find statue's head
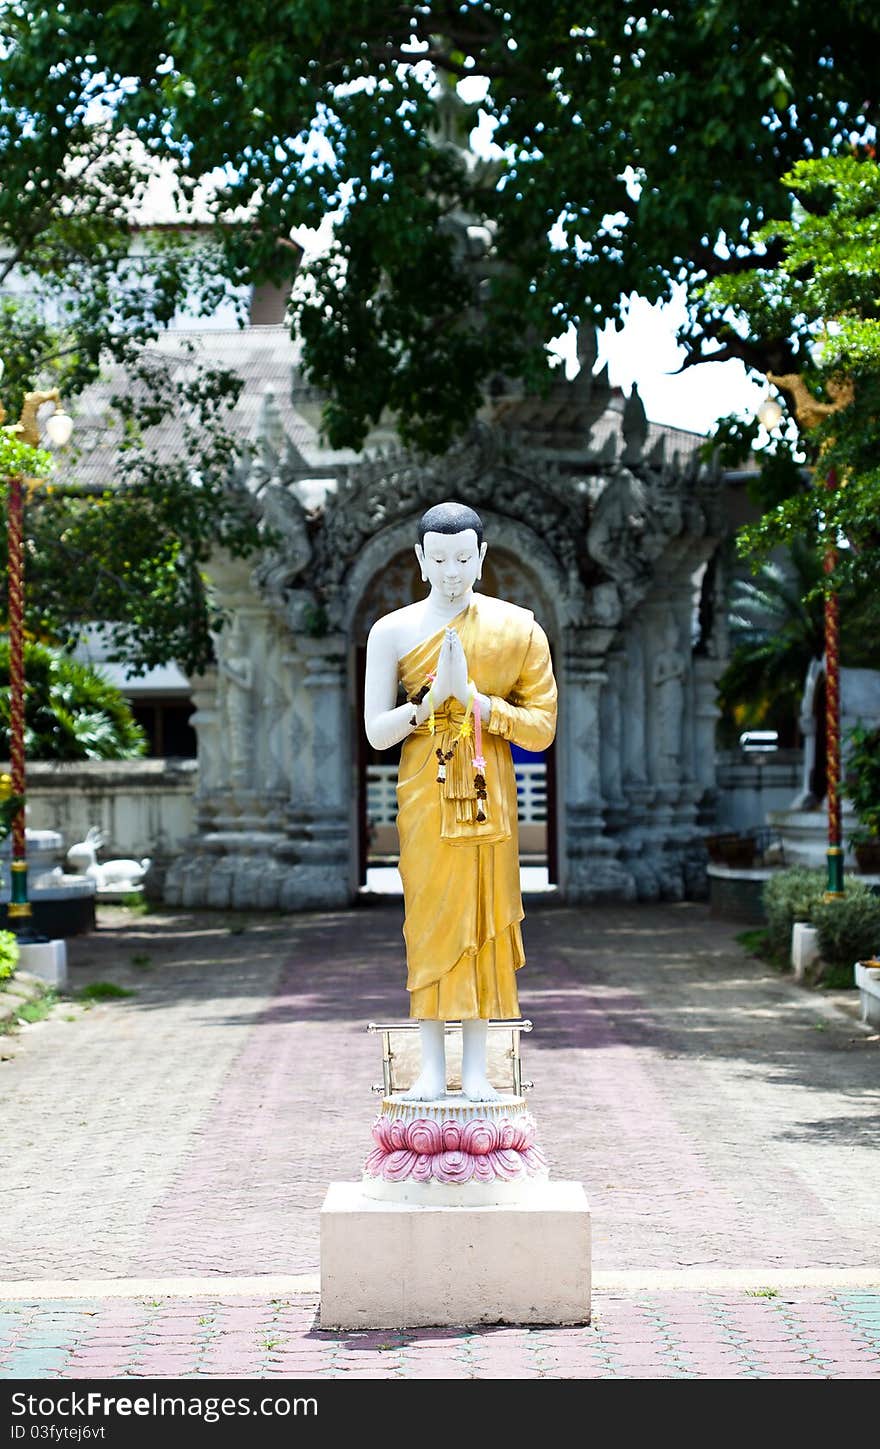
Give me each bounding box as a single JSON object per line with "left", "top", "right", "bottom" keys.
{"left": 415, "top": 501, "right": 487, "bottom": 606}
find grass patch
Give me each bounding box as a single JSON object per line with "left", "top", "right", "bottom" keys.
{"left": 76, "top": 981, "right": 137, "bottom": 1001}
{"left": 130, "top": 953, "right": 153, "bottom": 970}
{"left": 736, "top": 928, "right": 768, "bottom": 955}
{"left": 745, "top": 1287, "right": 779, "bottom": 1299}
{"left": 2, "top": 988, "right": 59, "bottom": 1031}
{"left": 817, "top": 964, "right": 859, "bottom": 990}
{"left": 735, "top": 927, "right": 788, "bottom": 972}
{"left": 120, "top": 892, "right": 151, "bottom": 914}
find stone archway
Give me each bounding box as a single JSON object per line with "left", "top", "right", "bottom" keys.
{"left": 348, "top": 530, "right": 561, "bottom": 893}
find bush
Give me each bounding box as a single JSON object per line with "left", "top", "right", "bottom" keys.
{"left": 0, "top": 930, "right": 18, "bottom": 980}
{"left": 762, "top": 867, "right": 827, "bottom": 958}
{"left": 0, "top": 640, "right": 147, "bottom": 760}
{"left": 813, "top": 881, "right": 880, "bottom": 976}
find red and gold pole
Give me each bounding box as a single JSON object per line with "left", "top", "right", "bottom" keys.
{"left": 824, "top": 466, "right": 844, "bottom": 899}
{"left": 768, "top": 372, "right": 852, "bottom": 900}
{"left": 5, "top": 468, "right": 32, "bottom": 928}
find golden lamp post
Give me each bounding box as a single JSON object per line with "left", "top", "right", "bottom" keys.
{"left": 764, "top": 371, "right": 854, "bottom": 902}
{"left": 0, "top": 362, "right": 73, "bottom": 937}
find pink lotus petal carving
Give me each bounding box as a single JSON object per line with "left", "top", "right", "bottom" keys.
{"left": 460, "top": 1120, "right": 499, "bottom": 1156}
{"left": 364, "top": 1146, "right": 386, "bottom": 1177}
{"left": 440, "top": 1121, "right": 461, "bottom": 1151}
{"left": 488, "top": 1148, "right": 526, "bottom": 1180}
{"left": 383, "top": 1149, "right": 419, "bottom": 1181}
{"left": 471, "top": 1155, "right": 496, "bottom": 1183}
{"left": 364, "top": 1111, "right": 547, "bottom": 1185}
{"left": 388, "top": 1119, "right": 409, "bottom": 1152}
{"left": 371, "top": 1117, "right": 393, "bottom": 1151}
{"left": 406, "top": 1118, "right": 443, "bottom": 1156}
{"left": 499, "top": 1120, "right": 533, "bottom": 1151}
{"left": 432, "top": 1149, "right": 475, "bottom": 1184}
{"left": 411, "top": 1153, "right": 434, "bottom": 1182}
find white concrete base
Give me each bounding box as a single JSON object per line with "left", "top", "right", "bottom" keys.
{"left": 360, "top": 1174, "right": 549, "bottom": 1207}
{"left": 854, "top": 961, "right": 880, "bottom": 1027}
{"left": 15, "top": 939, "right": 68, "bottom": 989}
{"left": 320, "top": 1179, "right": 591, "bottom": 1328}
{"left": 791, "top": 921, "right": 821, "bottom": 980}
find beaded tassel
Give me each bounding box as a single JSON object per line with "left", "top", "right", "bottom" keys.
{"left": 435, "top": 744, "right": 455, "bottom": 783}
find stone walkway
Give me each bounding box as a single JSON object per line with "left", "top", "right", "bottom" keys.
{"left": 1, "top": 899, "right": 878, "bottom": 1379}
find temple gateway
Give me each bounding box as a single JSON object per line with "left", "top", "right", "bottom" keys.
{"left": 153, "top": 321, "right": 727, "bottom": 911}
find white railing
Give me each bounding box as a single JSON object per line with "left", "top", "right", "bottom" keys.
{"left": 367, "top": 762, "right": 547, "bottom": 826}
{"left": 515, "top": 763, "right": 547, "bottom": 823}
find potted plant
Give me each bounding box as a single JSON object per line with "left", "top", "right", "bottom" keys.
{"left": 842, "top": 723, "right": 880, "bottom": 873}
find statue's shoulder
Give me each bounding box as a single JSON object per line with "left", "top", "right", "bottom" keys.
{"left": 368, "top": 605, "right": 411, "bottom": 636}
{"left": 367, "top": 603, "right": 421, "bottom": 652}
{"left": 476, "top": 593, "right": 535, "bottom": 635}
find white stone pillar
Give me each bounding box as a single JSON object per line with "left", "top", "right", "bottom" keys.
{"left": 188, "top": 668, "right": 222, "bottom": 813}
{"left": 278, "top": 634, "right": 353, "bottom": 909}
{"left": 619, "top": 624, "right": 661, "bottom": 900}
{"left": 560, "top": 628, "right": 635, "bottom": 902}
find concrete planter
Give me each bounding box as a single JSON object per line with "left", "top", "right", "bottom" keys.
{"left": 854, "top": 961, "right": 880, "bottom": 1027}
{"left": 791, "top": 922, "right": 821, "bottom": 981}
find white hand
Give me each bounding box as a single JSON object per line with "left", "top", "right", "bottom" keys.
{"left": 430, "top": 633, "right": 454, "bottom": 704}
{"left": 447, "top": 630, "right": 470, "bottom": 704}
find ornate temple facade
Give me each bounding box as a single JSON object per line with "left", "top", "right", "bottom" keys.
{"left": 159, "top": 326, "right": 729, "bottom": 910}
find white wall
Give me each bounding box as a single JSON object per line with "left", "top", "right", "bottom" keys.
{"left": 10, "top": 759, "right": 197, "bottom": 861}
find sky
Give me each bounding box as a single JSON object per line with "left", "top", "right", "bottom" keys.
{"left": 556, "top": 295, "right": 765, "bottom": 436}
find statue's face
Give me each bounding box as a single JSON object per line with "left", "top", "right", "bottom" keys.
{"left": 416, "top": 528, "right": 487, "bottom": 605}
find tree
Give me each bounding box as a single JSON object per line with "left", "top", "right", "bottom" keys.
{"left": 0, "top": 345, "right": 264, "bottom": 675}
{"left": 0, "top": 8, "right": 264, "bottom": 675}
{"left": 701, "top": 153, "right": 880, "bottom": 600}
{"left": 3, "top": 2, "right": 879, "bottom": 455}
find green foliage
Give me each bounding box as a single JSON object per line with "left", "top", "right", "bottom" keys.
{"left": 13, "top": 988, "right": 57, "bottom": 1025}
{"left": 4, "top": 3, "right": 880, "bottom": 452}
{"left": 0, "top": 348, "right": 263, "bottom": 675}
{"left": 701, "top": 153, "right": 880, "bottom": 599}
{"left": 716, "top": 538, "right": 880, "bottom": 746}
{"left": 0, "top": 930, "right": 18, "bottom": 981}
{"left": 762, "top": 867, "right": 828, "bottom": 959}
{"left": 0, "top": 430, "right": 52, "bottom": 482}
{"left": 76, "top": 981, "right": 137, "bottom": 1000}
{"left": 842, "top": 724, "right": 880, "bottom": 845}
{"left": 0, "top": 763, "right": 25, "bottom": 843}
{"left": 0, "top": 22, "right": 265, "bottom": 676}
{"left": 0, "top": 640, "right": 147, "bottom": 760}
{"left": 121, "top": 893, "right": 150, "bottom": 915}
{"left": 813, "top": 882, "right": 880, "bottom": 976}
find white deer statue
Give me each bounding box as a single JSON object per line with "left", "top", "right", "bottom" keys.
{"left": 66, "top": 827, "right": 151, "bottom": 895}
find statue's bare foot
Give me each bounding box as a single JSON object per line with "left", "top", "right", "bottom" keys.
{"left": 461, "top": 1075, "right": 503, "bottom": 1103}
{"left": 400, "top": 1071, "right": 447, "bottom": 1102}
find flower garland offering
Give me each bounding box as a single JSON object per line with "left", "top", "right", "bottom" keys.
{"left": 472, "top": 686, "right": 487, "bottom": 822}
{"left": 411, "top": 673, "right": 489, "bottom": 820}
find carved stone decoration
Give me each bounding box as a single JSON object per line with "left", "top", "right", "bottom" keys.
{"left": 250, "top": 478, "right": 312, "bottom": 608}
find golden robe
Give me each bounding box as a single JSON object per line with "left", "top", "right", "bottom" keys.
{"left": 396, "top": 592, "right": 558, "bottom": 1020}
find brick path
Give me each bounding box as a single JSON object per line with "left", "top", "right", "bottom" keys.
{"left": 0, "top": 1289, "right": 878, "bottom": 1379}
{"left": 1, "top": 899, "right": 878, "bottom": 1379}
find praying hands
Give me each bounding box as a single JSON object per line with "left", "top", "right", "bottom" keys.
{"left": 432, "top": 630, "right": 489, "bottom": 721}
